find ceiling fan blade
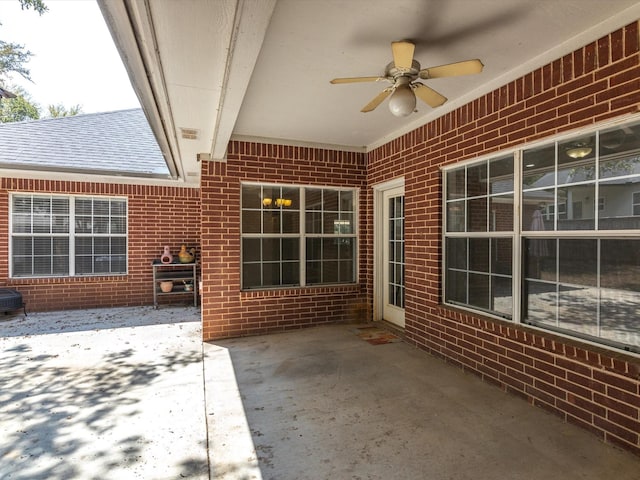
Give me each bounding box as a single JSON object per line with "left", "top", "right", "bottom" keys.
{"left": 361, "top": 88, "right": 393, "bottom": 113}
{"left": 391, "top": 41, "right": 415, "bottom": 70}
{"left": 413, "top": 83, "right": 447, "bottom": 108}
{"left": 419, "top": 59, "right": 484, "bottom": 79}
{"left": 330, "top": 76, "right": 385, "bottom": 84}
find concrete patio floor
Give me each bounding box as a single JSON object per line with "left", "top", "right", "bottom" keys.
{"left": 0, "top": 306, "right": 207, "bottom": 480}
{"left": 1, "top": 307, "right": 639, "bottom": 479}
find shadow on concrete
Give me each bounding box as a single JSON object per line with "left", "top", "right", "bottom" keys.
{"left": 0, "top": 306, "right": 207, "bottom": 480}
{"left": 0, "top": 305, "right": 200, "bottom": 338}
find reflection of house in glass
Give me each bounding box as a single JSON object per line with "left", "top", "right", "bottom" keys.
{"left": 445, "top": 120, "right": 640, "bottom": 351}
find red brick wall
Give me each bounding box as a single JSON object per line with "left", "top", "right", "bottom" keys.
{"left": 200, "top": 143, "right": 368, "bottom": 340}
{"left": 0, "top": 178, "right": 200, "bottom": 311}
{"left": 367, "top": 22, "right": 640, "bottom": 455}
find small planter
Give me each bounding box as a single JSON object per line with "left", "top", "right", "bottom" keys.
{"left": 160, "top": 281, "right": 174, "bottom": 293}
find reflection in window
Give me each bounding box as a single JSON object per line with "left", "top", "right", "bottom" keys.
{"left": 241, "top": 184, "right": 357, "bottom": 289}
{"left": 444, "top": 119, "right": 640, "bottom": 353}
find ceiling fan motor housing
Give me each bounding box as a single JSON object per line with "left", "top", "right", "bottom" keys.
{"left": 385, "top": 60, "right": 421, "bottom": 82}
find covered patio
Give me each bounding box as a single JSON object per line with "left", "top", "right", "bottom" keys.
{"left": 1, "top": 307, "right": 638, "bottom": 479}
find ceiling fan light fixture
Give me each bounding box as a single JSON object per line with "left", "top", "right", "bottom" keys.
{"left": 388, "top": 84, "right": 416, "bottom": 117}
{"left": 566, "top": 145, "right": 592, "bottom": 159}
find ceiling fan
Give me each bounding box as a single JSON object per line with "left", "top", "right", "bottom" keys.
{"left": 330, "top": 41, "right": 483, "bottom": 117}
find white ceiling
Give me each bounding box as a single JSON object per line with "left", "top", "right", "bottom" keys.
{"left": 99, "top": 0, "right": 640, "bottom": 186}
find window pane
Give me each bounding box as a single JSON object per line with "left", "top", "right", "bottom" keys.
{"left": 243, "top": 263, "right": 261, "bottom": 289}
{"left": 94, "top": 199, "right": 110, "bottom": 216}
{"left": 446, "top": 238, "right": 466, "bottom": 270}
{"left": 324, "top": 211, "right": 339, "bottom": 234}
{"left": 446, "top": 168, "right": 465, "bottom": 200}
{"left": 95, "top": 237, "right": 110, "bottom": 255}
{"left": 446, "top": 201, "right": 465, "bottom": 232}
{"left": 243, "top": 238, "right": 261, "bottom": 262}
{"left": 522, "top": 145, "right": 555, "bottom": 190}
{"left": 306, "top": 238, "right": 321, "bottom": 261}
{"left": 323, "top": 190, "right": 338, "bottom": 211}
{"left": 110, "top": 200, "right": 126, "bottom": 216}
{"left": 76, "top": 215, "right": 92, "bottom": 234}
{"left": 489, "top": 194, "right": 513, "bottom": 231}
{"left": 522, "top": 191, "right": 554, "bottom": 231}
{"left": 111, "top": 217, "right": 126, "bottom": 234}
{"left": 282, "top": 261, "right": 300, "bottom": 285}
{"left": 445, "top": 270, "right": 466, "bottom": 304}
{"left": 306, "top": 261, "right": 321, "bottom": 284}
{"left": 323, "top": 261, "right": 339, "bottom": 283}
{"left": 12, "top": 214, "right": 31, "bottom": 233}
{"left": 467, "top": 197, "right": 487, "bottom": 232}
{"left": 523, "top": 280, "right": 556, "bottom": 325}
{"left": 598, "top": 178, "right": 640, "bottom": 229}
{"left": 13, "top": 196, "right": 31, "bottom": 213}
{"left": 263, "top": 263, "right": 281, "bottom": 286}
{"left": 468, "top": 273, "right": 490, "bottom": 310}
{"left": 111, "top": 237, "right": 126, "bottom": 255}
{"left": 242, "top": 185, "right": 261, "bottom": 209}
{"left": 336, "top": 214, "right": 354, "bottom": 234}
{"left": 242, "top": 210, "right": 261, "bottom": 233}
{"left": 469, "top": 238, "right": 489, "bottom": 272}
{"left": 281, "top": 211, "right": 299, "bottom": 233}
{"left": 339, "top": 238, "right": 354, "bottom": 260}
{"left": 492, "top": 238, "right": 512, "bottom": 275}
{"left": 489, "top": 156, "right": 514, "bottom": 194}
{"left": 601, "top": 239, "right": 640, "bottom": 291}
{"left": 600, "top": 288, "right": 640, "bottom": 348}
{"left": 558, "top": 135, "right": 595, "bottom": 183}
{"left": 558, "top": 239, "right": 597, "bottom": 286}
{"left": 524, "top": 238, "right": 555, "bottom": 281}
{"left": 558, "top": 284, "right": 598, "bottom": 338}
{"left": 263, "top": 210, "right": 281, "bottom": 233}
{"left": 306, "top": 210, "right": 322, "bottom": 234}
{"left": 322, "top": 238, "right": 338, "bottom": 260}
{"left": 33, "top": 214, "right": 51, "bottom": 234}
{"left": 12, "top": 237, "right": 32, "bottom": 256}
{"left": 467, "top": 163, "right": 487, "bottom": 197}
{"left": 263, "top": 238, "right": 280, "bottom": 262}
{"left": 557, "top": 184, "right": 595, "bottom": 230}
{"left": 93, "top": 216, "right": 110, "bottom": 234}
{"left": 75, "top": 198, "right": 92, "bottom": 215}
{"left": 306, "top": 188, "right": 322, "bottom": 210}
{"left": 340, "top": 191, "right": 354, "bottom": 212}
{"left": 492, "top": 276, "right": 512, "bottom": 318}
{"left": 339, "top": 260, "right": 355, "bottom": 283}
{"left": 76, "top": 237, "right": 92, "bottom": 255}
{"left": 282, "top": 238, "right": 299, "bottom": 261}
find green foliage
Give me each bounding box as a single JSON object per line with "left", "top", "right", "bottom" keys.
{"left": 19, "top": 0, "right": 48, "bottom": 15}
{"left": 0, "top": 40, "right": 32, "bottom": 82}
{"left": 47, "top": 103, "right": 83, "bottom": 118}
{"left": 0, "top": 86, "right": 40, "bottom": 122}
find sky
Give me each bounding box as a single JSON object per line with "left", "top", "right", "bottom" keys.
{"left": 0, "top": 0, "right": 140, "bottom": 113}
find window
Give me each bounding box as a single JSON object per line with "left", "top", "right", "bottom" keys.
{"left": 444, "top": 119, "right": 640, "bottom": 353}
{"left": 633, "top": 192, "right": 640, "bottom": 216}
{"left": 11, "top": 194, "right": 127, "bottom": 277}
{"left": 241, "top": 184, "right": 357, "bottom": 289}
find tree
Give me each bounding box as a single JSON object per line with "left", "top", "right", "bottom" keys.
{"left": 0, "top": 1, "right": 47, "bottom": 90}
{"left": 0, "top": 85, "right": 40, "bottom": 122}
{"left": 47, "top": 103, "right": 82, "bottom": 118}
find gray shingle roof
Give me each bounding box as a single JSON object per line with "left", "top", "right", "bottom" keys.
{"left": 0, "top": 109, "right": 169, "bottom": 177}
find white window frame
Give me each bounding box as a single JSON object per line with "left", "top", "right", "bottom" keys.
{"left": 442, "top": 117, "right": 640, "bottom": 355}
{"left": 240, "top": 182, "right": 359, "bottom": 290}
{"left": 9, "top": 193, "right": 128, "bottom": 278}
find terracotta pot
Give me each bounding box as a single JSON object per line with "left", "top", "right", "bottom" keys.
{"left": 160, "top": 281, "right": 173, "bottom": 293}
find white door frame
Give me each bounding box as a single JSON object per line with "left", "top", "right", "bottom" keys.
{"left": 373, "top": 177, "right": 405, "bottom": 326}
